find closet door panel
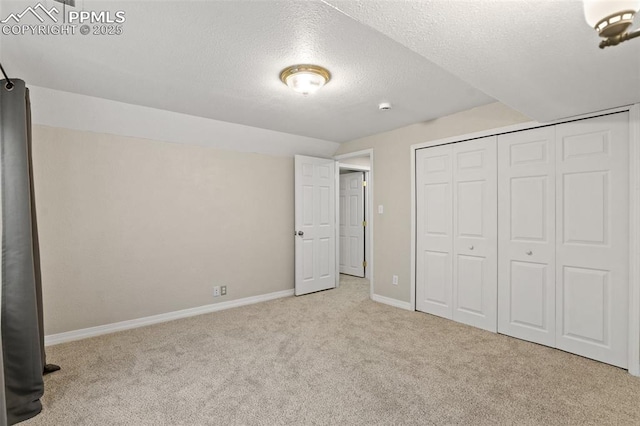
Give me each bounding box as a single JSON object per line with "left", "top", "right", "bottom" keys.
{"left": 498, "top": 127, "right": 556, "bottom": 347}
{"left": 555, "top": 112, "right": 629, "bottom": 368}
{"left": 452, "top": 137, "right": 498, "bottom": 332}
{"left": 416, "top": 145, "right": 453, "bottom": 319}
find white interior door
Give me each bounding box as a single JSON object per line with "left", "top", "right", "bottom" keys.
{"left": 416, "top": 144, "right": 453, "bottom": 318}
{"left": 295, "top": 155, "right": 336, "bottom": 296}
{"left": 554, "top": 113, "right": 629, "bottom": 368}
{"left": 339, "top": 172, "right": 365, "bottom": 277}
{"left": 498, "top": 127, "right": 556, "bottom": 347}
{"left": 452, "top": 137, "right": 498, "bottom": 332}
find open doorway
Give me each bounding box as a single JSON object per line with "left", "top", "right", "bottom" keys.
{"left": 339, "top": 168, "right": 367, "bottom": 278}
{"left": 335, "top": 150, "right": 374, "bottom": 298}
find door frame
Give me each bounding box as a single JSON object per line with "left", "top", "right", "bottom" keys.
{"left": 410, "top": 104, "right": 640, "bottom": 376}
{"left": 334, "top": 149, "right": 374, "bottom": 299}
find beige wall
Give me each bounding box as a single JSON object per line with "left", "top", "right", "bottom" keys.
{"left": 335, "top": 102, "right": 531, "bottom": 303}
{"left": 33, "top": 125, "right": 294, "bottom": 335}
{"left": 33, "top": 101, "right": 530, "bottom": 334}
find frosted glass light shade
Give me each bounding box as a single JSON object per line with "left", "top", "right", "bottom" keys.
{"left": 583, "top": 0, "right": 640, "bottom": 27}
{"left": 280, "top": 65, "right": 331, "bottom": 96}
{"left": 285, "top": 72, "right": 326, "bottom": 95}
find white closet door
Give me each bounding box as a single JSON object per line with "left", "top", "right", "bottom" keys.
{"left": 416, "top": 144, "right": 453, "bottom": 318}
{"left": 498, "top": 127, "right": 556, "bottom": 347}
{"left": 452, "top": 137, "right": 498, "bottom": 332}
{"left": 555, "top": 113, "right": 629, "bottom": 368}
{"left": 339, "top": 172, "right": 365, "bottom": 277}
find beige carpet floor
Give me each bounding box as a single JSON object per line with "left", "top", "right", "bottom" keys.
{"left": 25, "top": 275, "right": 640, "bottom": 425}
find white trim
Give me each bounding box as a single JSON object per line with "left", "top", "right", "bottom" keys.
{"left": 45, "top": 289, "right": 294, "bottom": 346}
{"left": 410, "top": 105, "right": 640, "bottom": 374}
{"left": 629, "top": 103, "right": 640, "bottom": 376}
{"left": 410, "top": 143, "right": 417, "bottom": 311}
{"left": 364, "top": 171, "right": 371, "bottom": 281}
{"left": 372, "top": 294, "right": 412, "bottom": 311}
{"left": 334, "top": 162, "right": 340, "bottom": 287}
{"left": 335, "top": 149, "right": 374, "bottom": 298}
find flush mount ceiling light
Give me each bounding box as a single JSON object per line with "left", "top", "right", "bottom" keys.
{"left": 280, "top": 64, "right": 331, "bottom": 95}
{"left": 584, "top": 0, "right": 640, "bottom": 48}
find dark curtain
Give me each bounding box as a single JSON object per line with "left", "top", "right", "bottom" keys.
{"left": 0, "top": 79, "right": 45, "bottom": 424}
{"left": 0, "top": 339, "right": 6, "bottom": 426}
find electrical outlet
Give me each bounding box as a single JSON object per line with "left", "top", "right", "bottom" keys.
{"left": 392, "top": 275, "right": 398, "bottom": 285}
{"left": 213, "top": 286, "right": 220, "bottom": 297}
{"left": 221, "top": 286, "right": 227, "bottom": 296}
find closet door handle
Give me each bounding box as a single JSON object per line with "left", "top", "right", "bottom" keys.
{"left": 526, "top": 250, "right": 533, "bottom": 256}
{"left": 469, "top": 245, "right": 474, "bottom": 250}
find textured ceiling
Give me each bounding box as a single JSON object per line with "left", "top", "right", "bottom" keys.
{"left": 0, "top": 0, "right": 493, "bottom": 143}
{"left": 325, "top": 0, "right": 640, "bottom": 123}
{"left": 4, "top": 1, "right": 635, "bottom": 142}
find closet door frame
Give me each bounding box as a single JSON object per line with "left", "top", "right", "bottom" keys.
{"left": 410, "top": 104, "right": 640, "bottom": 376}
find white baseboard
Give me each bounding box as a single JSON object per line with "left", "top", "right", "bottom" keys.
{"left": 45, "top": 289, "right": 295, "bottom": 346}
{"left": 371, "top": 294, "right": 413, "bottom": 311}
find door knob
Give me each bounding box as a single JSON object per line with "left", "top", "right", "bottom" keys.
{"left": 526, "top": 250, "right": 533, "bottom": 256}
{"left": 469, "top": 245, "right": 474, "bottom": 250}
{"left": 297, "top": 231, "right": 304, "bottom": 236}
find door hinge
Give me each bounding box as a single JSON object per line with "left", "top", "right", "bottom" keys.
{"left": 362, "top": 220, "right": 367, "bottom": 227}
{"left": 363, "top": 180, "right": 367, "bottom": 187}
{"left": 363, "top": 260, "right": 367, "bottom": 268}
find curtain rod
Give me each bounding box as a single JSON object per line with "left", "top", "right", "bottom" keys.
{"left": 0, "top": 62, "right": 14, "bottom": 90}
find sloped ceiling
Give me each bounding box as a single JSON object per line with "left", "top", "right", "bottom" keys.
{"left": 325, "top": 0, "right": 640, "bottom": 122}
{"left": 1, "top": 1, "right": 638, "bottom": 143}
{"left": 0, "top": 0, "right": 492, "bottom": 143}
